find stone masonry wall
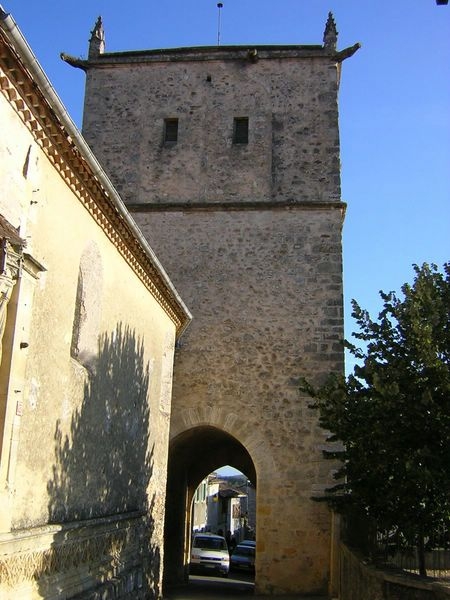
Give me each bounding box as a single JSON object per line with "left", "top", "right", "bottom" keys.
{"left": 0, "top": 26, "right": 187, "bottom": 598}
{"left": 133, "top": 204, "right": 344, "bottom": 595}
{"left": 82, "top": 51, "right": 340, "bottom": 207}
{"left": 339, "top": 544, "right": 450, "bottom": 600}
{"left": 80, "top": 44, "right": 345, "bottom": 595}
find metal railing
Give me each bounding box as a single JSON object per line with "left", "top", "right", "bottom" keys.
{"left": 342, "top": 513, "right": 450, "bottom": 581}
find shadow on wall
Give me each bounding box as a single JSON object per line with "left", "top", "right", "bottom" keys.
{"left": 44, "top": 323, "right": 160, "bottom": 597}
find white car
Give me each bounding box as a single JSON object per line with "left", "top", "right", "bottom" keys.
{"left": 190, "top": 533, "right": 230, "bottom": 577}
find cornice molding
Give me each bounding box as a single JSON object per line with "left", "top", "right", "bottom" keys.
{"left": 127, "top": 200, "right": 347, "bottom": 213}
{"left": 61, "top": 43, "right": 361, "bottom": 71}
{"left": 0, "top": 30, "right": 191, "bottom": 335}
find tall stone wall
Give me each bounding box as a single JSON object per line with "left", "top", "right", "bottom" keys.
{"left": 132, "top": 203, "right": 344, "bottom": 594}
{"left": 81, "top": 49, "right": 340, "bottom": 207}
{"left": 77, "top": 28, "right": 350, "bottom": 595}
{"left": 0, "top": 16, "right": 190, "bottom": 598}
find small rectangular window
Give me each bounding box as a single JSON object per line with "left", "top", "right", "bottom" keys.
{"left": 164, "top": 118, "right": 178, "bottom": 143}
{"left": 233, "top": 117, "right": 249, "bottom": 144}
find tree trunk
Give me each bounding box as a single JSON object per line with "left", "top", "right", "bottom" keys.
{"left": 418, "top": 529, "right": 427, "bottom": 577}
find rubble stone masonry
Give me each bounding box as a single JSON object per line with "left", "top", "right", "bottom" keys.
{"left": 75, "top": 25, "right": 357, "bottom": 594}
{"left": 81, "top": 48, "right": 341, "bottom": 207}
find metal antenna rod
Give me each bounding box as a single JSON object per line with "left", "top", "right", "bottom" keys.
{"left": 217, "top": 3, "right": 223, "bottom": 46}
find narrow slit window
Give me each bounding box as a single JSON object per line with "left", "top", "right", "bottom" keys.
{"left": 164, "top": 118, "right": 179, "bottom": 143}
{"left": 233, "top": 117, "right": 249, "bottom": 144}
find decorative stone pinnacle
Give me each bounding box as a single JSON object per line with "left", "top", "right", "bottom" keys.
{"left": 323, "top": 12, "right": 338, "bottom": 50}
{"left": 88, "top": 16, "right": 105, "bottom": 58}
{"left": 90, "top": 16, "right": 104, "bottom": 42}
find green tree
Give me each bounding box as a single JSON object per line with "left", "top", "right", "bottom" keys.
{"left": 301, "top": 263, "right": 450, "bottom": 576}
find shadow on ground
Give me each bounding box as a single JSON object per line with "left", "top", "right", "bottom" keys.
{"left": 163, "top": 574, "right": 330, "bottom": 600}
{"left": 164, "top": 574, "right": 254, "bottom": 599}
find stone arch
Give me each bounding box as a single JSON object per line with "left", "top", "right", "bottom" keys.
{"left": 170, "top": 406, "right": 275, "bottom": 477}
{"left": 163, "top": 422, "right": 268, "bottom": 588}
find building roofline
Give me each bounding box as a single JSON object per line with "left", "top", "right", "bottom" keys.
{"left": 107, "top": 43, "right": 325, "bottom": 55}
{"left": 61, "top": 42, "right": 361, "bottom": 71}
{"left": 61, "top": 12, "right": 359, "bottom": 72}
{"left": 0, "top": 6, "right": 192, "bottom": 336}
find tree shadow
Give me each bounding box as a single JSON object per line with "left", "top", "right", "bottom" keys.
{"left": 43, "top": 322, "right": 160, "bottom": 598}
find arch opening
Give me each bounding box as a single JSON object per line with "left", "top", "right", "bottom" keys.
{"left": 192, "top": 468, "right": 256, "bottom": 541}
{"left": 163, "top": 426, "right": 257, "bottom": 589}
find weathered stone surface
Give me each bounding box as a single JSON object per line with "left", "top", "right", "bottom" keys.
{"left": 130, "top": 203, "right": 342, "bottom": 596}
{"left": 82, "top": 48, "right": 341, "bottom": 208}
{"left": 80, "top": 39, "right": 347, "bottom": 596}
{"left": 339, "top": 544, "right": 450, "bottom": 600}
{"left": 0, "top": 19, "right": 189, "bottom": 599}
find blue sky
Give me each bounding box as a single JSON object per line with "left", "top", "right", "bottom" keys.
{"left": 4, "top": 1, "right": 450, "bottom": 372}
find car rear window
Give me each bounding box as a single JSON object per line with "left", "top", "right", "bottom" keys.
{"left": 193, "top": 536, "right": 227, "bottom": 550}
{"left": 234, "top": 545, "right": 255, "bottom": 556}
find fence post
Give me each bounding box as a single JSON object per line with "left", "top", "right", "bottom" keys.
{"left": 330, "top": 511, "right": 341, "bottom": 598}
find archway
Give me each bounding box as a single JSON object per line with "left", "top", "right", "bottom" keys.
{"left": 191, "top": 467, "right": 256, "bottom": 543}
{"left": 163, "top": 426, "right": 256, "bottom": 588}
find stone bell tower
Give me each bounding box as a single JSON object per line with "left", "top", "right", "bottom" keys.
{"left": 63, "top": 13, "right": 359, "bottom": 596}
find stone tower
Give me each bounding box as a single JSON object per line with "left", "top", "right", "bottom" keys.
{"left": 63, "top": 13, "right": 359, "bottom": 596}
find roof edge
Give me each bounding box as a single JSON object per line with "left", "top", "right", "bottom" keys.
{"left": 0, "top": 6, "right": 192, "bottom": 336}
{"left": 61, "top": 42, "right": 361, "bottom": 70}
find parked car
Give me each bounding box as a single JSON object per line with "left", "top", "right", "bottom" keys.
{"left": 230, "top": 542, "right": 255, "bottom": 572}
{"left": 190, "top": 533, "right": 230, "bottom": 577}
{"left": 240, "top": 539, "right": 256, "bottom": 547}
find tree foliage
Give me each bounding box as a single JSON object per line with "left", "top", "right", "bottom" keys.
{"left": 301, "top": 263, "right": 450, "bottom": 566}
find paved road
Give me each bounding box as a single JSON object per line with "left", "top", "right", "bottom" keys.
{"left": 163, "top": 574, "right": 329, "bottom": 600}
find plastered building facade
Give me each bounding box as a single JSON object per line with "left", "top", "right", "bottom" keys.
{"left": 62, "top": 14, "right": 359, "bottom": 597}
{"left": 0, "top": 9, "right": 190, "bottom": 599}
